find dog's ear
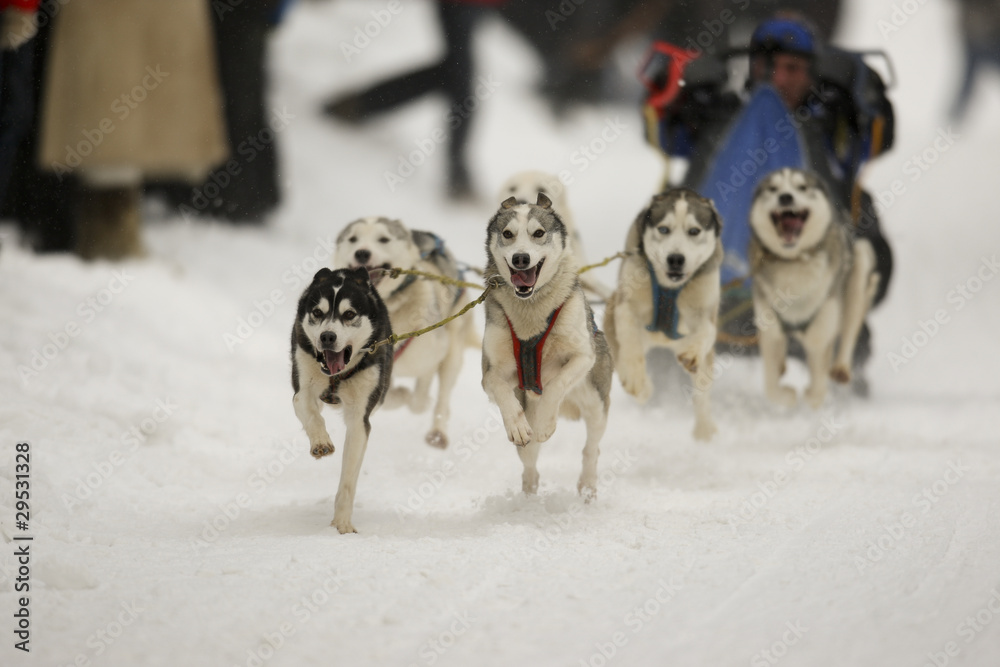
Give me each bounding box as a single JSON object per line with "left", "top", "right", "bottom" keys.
{"left": 705, "top": 197, "right": 723, "bottom": 233}
{"left": 312, "top": 267, "right": 333, "bottom": 282}
{"left": 501, "top": 196, "right": 518, "bottom": 209}
{"left": 535, "top": 192, "right": 552, "bottom": 209}
{"left": 346, "top": 265, "right": 370, "bottom": 285}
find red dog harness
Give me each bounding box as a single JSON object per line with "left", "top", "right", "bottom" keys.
{"left": 506, "top": 305, "right": 563, "bottom": 395}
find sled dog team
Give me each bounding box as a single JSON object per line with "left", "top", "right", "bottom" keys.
{"left": 291, "top": 168, "right": 881, "bottom": 533}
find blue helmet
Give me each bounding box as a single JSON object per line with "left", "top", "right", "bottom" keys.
{"left": 749, "top": 18, "right": 817, "bottom": 59}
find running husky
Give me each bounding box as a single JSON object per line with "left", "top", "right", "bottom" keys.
{"left": 749, "top": 168, "right": 880, "bottom": 408}
{"left": 604, "top": 188, "right": 723, "bottom": 441}
{"left": 291, "top": 267, "right": 393, "bottom": 534}
{"left": 482, "top": 193, "right": 613, "bottom": 498}
{"left": 498, "top": 170, "right": 612, "bottom": 300}
{"left": 334, "top": 217, "right": 473, "bottom": 448}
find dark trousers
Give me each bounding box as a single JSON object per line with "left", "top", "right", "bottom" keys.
{"left": 353, "top": 2, "right": 483, "bottom": 182}
{"left": 0, "top": 42, "right": 35, "bottom": 209}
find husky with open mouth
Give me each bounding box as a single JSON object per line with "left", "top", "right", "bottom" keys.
{"left": 498, "top": 169, "right": 612, "bottom": 300}
{"left": 482, "top": 193, "right": 612, "bottom": 498}
{"left": 334, "top": 217, "right": 474, "bottom": 448}
{"left": 603, "top": 187, "right": 723, "bottom": 441}
{"left": 749, "top": 168, "right": 880, "bottom": 408}
{"left": 291, "top": 267, "right": 392, "bottom": 533}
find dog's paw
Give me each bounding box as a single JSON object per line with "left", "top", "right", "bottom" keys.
{"left": 533, "top": 413, "right": 558, "bottom": 443}
{"left": 619, "top": 360, "right": 653, "bottom": 404}
{"left": 767, "top": 385, "right": 798, "bottom": 408}
{"left": 693, "top": 418, "right": 718, "bottom": 442}
{"left": 578, "top": 479, "right": 597, "bottom": 503}
{"left": 677, "top": 351, "right": 699, "bottom": 375}
{"left": 805, "top": 386, "right": 828, "bottom": 409}
{"left": 311, "top": 441, "right": 335, "bottom": 459}
{"left": 830, "top": 364, "right": 851, "bottom": 384}
{"left": 506, "top": 412, "right": 533, "bottom": 447}
{"left": 522, "top": 470, "right": 539, "bottom": 495}
{"left": 331, "top": 516, "right": 357, "bottom": 534}
{"left": 425, "top": 429, "right": 448, "bottom": 449}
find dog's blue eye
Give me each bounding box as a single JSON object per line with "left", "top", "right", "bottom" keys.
{"left": 532, "top": 229, "right": 545, "bottom": 238}
{"left": 311, "top": 308, "right": 323, "bottom": 319}
{"left": 502, "top": 230, "right": 514, "bottom": 239}
{"left": 657, "top": 226, "right": 669, "bottom": 235}
{"left": 688, "top": 228, "right": 701, "bottom": 236}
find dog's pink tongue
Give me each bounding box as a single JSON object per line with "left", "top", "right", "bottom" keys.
{"left": 510, "top": 266, "right": 538, "bottom": 288}
{"left": 324, "top": 349, "right": 346, "bottom": 375}
{"left": 779, "top": 213, "right": 805, "bottom": 241}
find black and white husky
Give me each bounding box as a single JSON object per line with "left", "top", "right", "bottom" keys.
{"left": 481, "top": 193, "right": 613, "bottom": 499}
{"left": 291, "top": 267, "right": 392, "bottom": 534}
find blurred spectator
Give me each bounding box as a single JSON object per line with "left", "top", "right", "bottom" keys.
{"left": 152, "top": 0, "right": 287, "bottom": 224}
{"left": 323, "top": 0, "right": 505, "bottom": 201}
{"left": 0, "top": 0, "right": 38, "bottom": 210}
{"left": 951, "top": 0, "right": 1000, "bottom": 121}
{"left": 37, "top": 0, "right": 228, "bottom": 260}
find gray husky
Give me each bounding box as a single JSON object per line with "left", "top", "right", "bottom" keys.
{"left": 604, "top": 188, "right": 723, "bottom": 441}
{"left": 481, "top": 193, "right": 613, "bottom": 499}
{"left": 749, "top": 168, "right": 880, "bottom": 408}
{"left": 291, "top": 267, "right": 393, "bottom": 533}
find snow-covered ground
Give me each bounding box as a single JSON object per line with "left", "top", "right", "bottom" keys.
{"left": 2, "top": 1, "right": 999, "bottom": 665}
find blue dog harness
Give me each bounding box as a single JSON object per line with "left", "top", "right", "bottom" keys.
{"left": 646, "top": 259, "right": 683, "bottom": 340}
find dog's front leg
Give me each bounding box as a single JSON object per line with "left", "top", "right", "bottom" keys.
{"left": 802, "top": 299, "right": 840, "bottom": 409}
{"left": 331, "top": 408, "right": 370, "bottom": 534}
{"left": 530, "top": 350, "right": 594, "bottom": 443}
{"left": 833, "top": 238, "right": 879, "bottom": 383}
{"left": 293, "top": 389, "right": 335, "bottom": 458}
{"left": 612, "top": 298, "right": 653, "bottom": 403}
{"left": 483, "top": 367, "right": 532, "bottom": 446}
{"left": 755, "top": 298, "right": 796, "bottom": 408}
{"left": 677, "top": 319, "right": 718, "bottom": 441}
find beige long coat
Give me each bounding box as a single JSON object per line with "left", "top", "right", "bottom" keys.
{"left": 39, "top": 0, "right": 228, "bottom": 180}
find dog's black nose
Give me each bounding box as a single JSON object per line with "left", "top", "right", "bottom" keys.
{"left": 667, "top": 253, "right": 685, "bottom": 271}
{"left": 354, "top": 249, "right": 371, "bottom": 264}
{"left": 320, "top": 331, "right": 337, "bottom": 348}
{"left": 778, "top": 193, "right": 794, "bottom": 207}
{"left": 511, "top": 253, "right": 531, "bottom": 270}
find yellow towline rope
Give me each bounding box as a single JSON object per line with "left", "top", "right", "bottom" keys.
{"left": 362, "top": 250, "right": 635, "bottom": 356}
{"left": 361, "top": 276, "right": 503, "bottom": 356}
